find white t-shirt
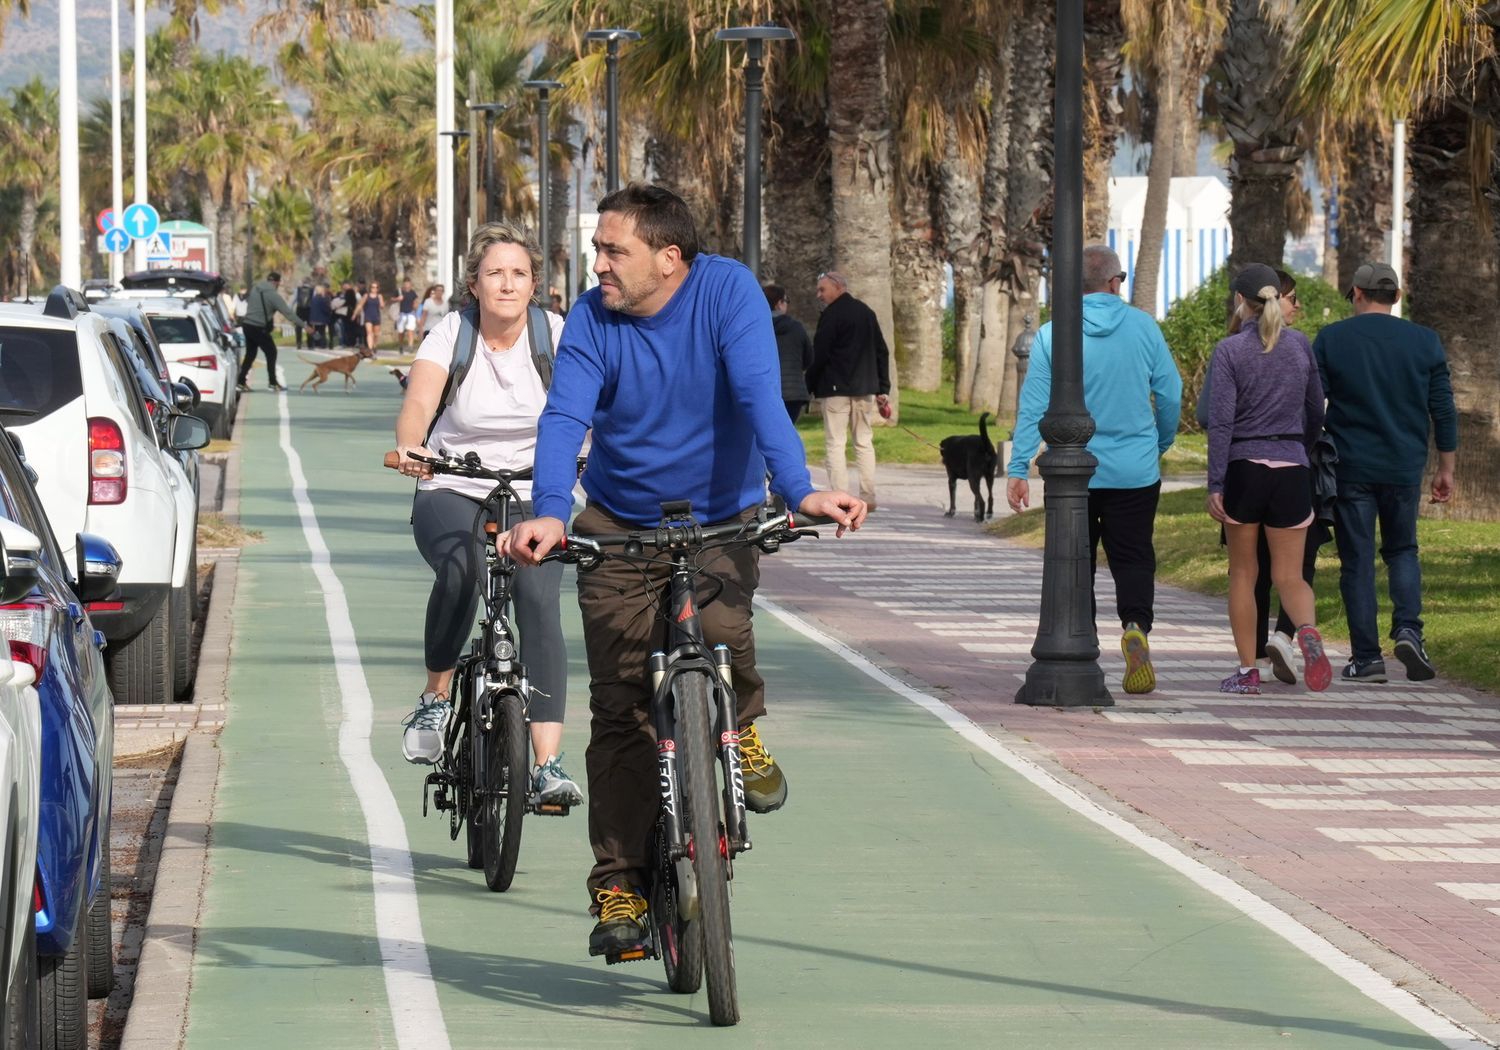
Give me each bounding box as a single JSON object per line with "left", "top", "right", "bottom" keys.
{"left": 414, "top": 308, "right": 564, "bottom": 502}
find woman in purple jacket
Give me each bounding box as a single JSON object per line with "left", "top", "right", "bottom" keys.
{"left": 1206, "top": 263, "right": 1332, "bottom": 695}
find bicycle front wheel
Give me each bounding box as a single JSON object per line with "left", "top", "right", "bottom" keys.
{"left": 482, "top": 690, "right": 528, "bottom": 891}
{"left": 676, "top": 672, "right": 739, "bottom": 1026}
{"left": 459, "top": 665, "right": 484, "bottom": 869}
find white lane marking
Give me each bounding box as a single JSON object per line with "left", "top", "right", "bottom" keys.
{"left": 278, "top": 393, "right": 451, "bottom": 1049}
{"left": 755, "top": 595, "right": 1487, "bottom": 1050}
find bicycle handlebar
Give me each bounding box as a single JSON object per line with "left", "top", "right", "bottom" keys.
{"left": 540, "top": 509, "right": 832, "bottom": 568}
{"left": 382, "top": 448, "right": 531, "bottom": 483}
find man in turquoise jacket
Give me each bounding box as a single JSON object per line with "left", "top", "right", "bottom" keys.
{"left": 1006, "top": 244, "right": 1182, "bottom": 694}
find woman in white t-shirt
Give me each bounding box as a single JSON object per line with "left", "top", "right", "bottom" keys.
{"left": 391, "top": 222, "right": 580, "bottom": 807}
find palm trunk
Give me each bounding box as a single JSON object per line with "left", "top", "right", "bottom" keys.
{"left": 349, "top": 204, "right": 384, "bottom": 286}
{"left": 939, "top": 120, "right": 981, "bottom": 402}
{"left": 829, "top": 0, "right": 899, "bottom": 414}
{"left": 17, "top": 189, "right": 37, "bottom": 300}
{"left": 970, "top": 13, "right": 1017, "bottom": 412}
{"left": 1173, "top": 72, "right": 1199, "bottom": 178}
{"left": 310, "top": 170, "right": 334, "bottom": 271}
{"left": 1132, "top": 51, "right": 1179, "bottom": 314}
{"left": 891, "top": 162, "right": 944, "bottom": 391}
{"left": 765, "top": 101, "right": 832, "bottom": 326}
{"left": 1335, "top": 122, "right": 1392, "bottom": 293}
{"left": 549, "top": 150, "right": 570, "bottom": 300}
{"left": 1083, "top": 0, "right": 1125, "bottom": 242}
{"left": 1408, "top": 104, "right": 1500, "bottom": 519}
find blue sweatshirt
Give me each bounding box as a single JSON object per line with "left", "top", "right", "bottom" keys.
{"left": 1007, "top": 293, "right": 1182, "bottom": 489}
{"left": 531, "top": 254, "right": 816, "bottom": 526}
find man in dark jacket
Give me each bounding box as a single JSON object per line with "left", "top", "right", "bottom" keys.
{"left": 808, "top": 271, "right": 890, "bottom": 507}
{"left": 292, "top": 277, "right": 314, "bottom": 349}
{"left": 764, "top": 283, "right": 812, "bottom": 421}
{"left": 236, "top": 271, "right": 302, "bottom": 392}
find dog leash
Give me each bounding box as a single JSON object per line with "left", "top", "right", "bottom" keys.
{"left": 894, "top": 423, "right": 944, "bottom": 451}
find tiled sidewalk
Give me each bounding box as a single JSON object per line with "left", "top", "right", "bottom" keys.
{"left": 760, "top": 468, "right": 1500, "bottom": 1031}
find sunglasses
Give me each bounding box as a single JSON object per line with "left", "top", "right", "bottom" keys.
{"left": 1113, "top": 271, "right": 1127, "bottom": 282}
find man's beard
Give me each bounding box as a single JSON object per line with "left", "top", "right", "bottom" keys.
{"left": 601, "top": 273, "right": 659, "bottom": 314}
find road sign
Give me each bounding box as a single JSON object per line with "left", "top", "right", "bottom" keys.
{"left": 143, "top": 231, "right": 172, "bottom": 259}
{"left": 103, "top": 228, "right": 131, "bottom": 254}
{"left": 122, "top": 202, "right": 160, "bottom": 240}
{"left": 95, "top": 208, "right": 117, "bottom": 234}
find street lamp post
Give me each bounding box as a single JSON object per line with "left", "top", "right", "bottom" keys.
{"left": 524, "top": 80, "right": 563, "bottom": 287}
{"left": 1015, "top": 0, "right": 1110, "bottom": 708}
{"left": 109, "top": 0, "right": 124, "bottom": 284}
{"left": 59, "top": 0, "right": 81, "bottom": 286}
{"left": 439, "top": 130, "right": 470, "bottom": 274}
{"left": 469, "top": 102, "right": 510, "bottom": 225}
{"left": 583, "top": 28, "right": 640, "bottom": 193}
{"left": 715, "top": 25, "right": 795, "bottom": 280}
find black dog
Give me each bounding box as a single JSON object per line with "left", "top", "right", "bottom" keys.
{"left": 940, "top": 412, "right": 998, "bottom": 521}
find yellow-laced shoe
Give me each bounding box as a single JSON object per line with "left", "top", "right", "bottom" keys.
{"left": 588, "top": 885, "right": 650, "bottom": 957}
{"left": 1121, "top": 623, "right": 1156, "bottom": 695}
{"left": 739, "top": 723, "right": 788, "bottom": 813}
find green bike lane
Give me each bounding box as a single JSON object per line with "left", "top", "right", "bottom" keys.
{"left": 181, "top": 368, "right": 1460, "bottom": 1048}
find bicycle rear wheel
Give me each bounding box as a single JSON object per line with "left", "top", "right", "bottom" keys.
{"left": 676, "top": 673, "right": 739, "bottom": 1026}
{"left": 482, "top": 690, "right": 528, "bottom": 891}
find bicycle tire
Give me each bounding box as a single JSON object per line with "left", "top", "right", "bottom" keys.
{"left": 482, "top": 690, "right": 528, "bottom": 891}
{"left": 461, "top": 666, "right": 484, "bottom": 870}
{"left": 676, "top": 673, "right": 739, "bottom": 1026}
{"left": 653, "top": 816, "right": 703, "bottom": 994}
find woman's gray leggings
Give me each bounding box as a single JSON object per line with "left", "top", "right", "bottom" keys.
{"left": 412, "top": 487, "right": 567, "bottom": 723}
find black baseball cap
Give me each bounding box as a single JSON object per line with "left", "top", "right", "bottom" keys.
{"left": 1345, "top": 261, "right": 1400, "bottom": 300}
{"left": 1230, "top": 263, "right": 1281, "bottom": 303}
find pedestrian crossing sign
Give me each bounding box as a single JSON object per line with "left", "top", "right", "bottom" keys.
{"left": 144, "top": 232, "right": 173, "bottom": 260}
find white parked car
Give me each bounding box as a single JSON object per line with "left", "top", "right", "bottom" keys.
{"left": 120, "top": 295, "right": 238, "bottom": 439}
{"left": 0, "top": 287, "right": 210, "bottom": 705}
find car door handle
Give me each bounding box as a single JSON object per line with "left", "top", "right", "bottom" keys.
{"left": 67, "top": 601, "right": 85, "bottom": 625}
{"left": 94, "top": 630, "right": 107, "bottom": 650}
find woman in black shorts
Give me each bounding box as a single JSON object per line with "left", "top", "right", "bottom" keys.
{"left": 1204, "top": 263, "right": 1331, "bottom": 695}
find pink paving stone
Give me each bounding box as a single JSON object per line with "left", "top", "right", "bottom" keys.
{"left": 760, "top": 495, "right": 1500, "bottom": 1020}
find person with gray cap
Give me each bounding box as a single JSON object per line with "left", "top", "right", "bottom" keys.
{"left": 1205, "top": 262, "right": 1332, "bottom": 695}
{"left": 1312, "top": 261, "right": 1458, "bottom": 683}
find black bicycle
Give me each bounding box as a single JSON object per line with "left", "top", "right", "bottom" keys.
{"left": 544, "top": 501, "right": 824, "bottom": 1027}
{"left": 384, "top": 448, "right": 574, "bottom": 892}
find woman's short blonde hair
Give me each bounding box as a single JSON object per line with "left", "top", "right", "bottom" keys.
{"left": 462, "top": 221, "right": 544, "bottom": 303}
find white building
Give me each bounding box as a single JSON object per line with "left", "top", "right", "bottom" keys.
{"left": 1107, "top": 175, "right": 1232, "bottom": 318}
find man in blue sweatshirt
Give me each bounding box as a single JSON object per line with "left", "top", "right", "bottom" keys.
{"left": 1313, "top": 261, "right": 1458, "bottom": 683}
{"left": 502, "top": 184, "right": 865, "bottom": 958}
{"left": 1005, "top": 244, "right": 1182, "bottom": 695}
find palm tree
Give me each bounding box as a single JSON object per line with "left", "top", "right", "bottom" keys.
{"left": 1084, "top": 0, "right": 1126, "bottom": 241}
{"left": 0, "top": 78, "right": 58, "bottom": 298}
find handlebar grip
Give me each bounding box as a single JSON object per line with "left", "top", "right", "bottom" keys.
{"left": 383, "top": 450, "right": 400, "bottom": 470}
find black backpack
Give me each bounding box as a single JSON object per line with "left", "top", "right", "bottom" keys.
{"left": 424, "top": 303, "right": 556, "bottom": 444}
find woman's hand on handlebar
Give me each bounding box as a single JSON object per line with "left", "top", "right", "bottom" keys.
{"left": 499, "top": 515, "right": 567, "bottom": 565}
{"left": 395, "top": 444, "right": 435, "bottom": 480}
{"left": 798, "top": 489, "right": 866, "bottom": 537}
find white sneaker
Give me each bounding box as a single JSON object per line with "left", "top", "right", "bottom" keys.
{"left": 1265, "top": 632, "right": 1298, "bottom": 685}
{"left": 401, "top": 692, "right": 451, "bottom": 764}
{"left": 532, "top": 754, "right": 583, "bottom": 806}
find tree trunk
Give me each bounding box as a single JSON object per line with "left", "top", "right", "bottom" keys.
{"left": 1408, "top": 104, "right": 1500, "bottom": 519}
{"left": 645, "top": 131, "right": 727, "bottom": 257}
{"left": 549, "top": 148, "right": 570, "bottom": 300}
{"left": 1336, "top": 121, "right": 1392, "bottom": 293}
{"left": 828, "top": 0, "right": 899, "bottom": 413}
{"left": 1132, "top": 42, "right": 1179, "bottom": 314}
{"left": 891, "top": 162, "right": 944, "bottom": 391}
{"left": 939, "top": 119, "right": 982, "bottom": 402}
{"left": 17, "top": 189, "right": 37, "bottom": 300}
{"left": 349, "top": 204, "right": 384, "bottom": 286}
{"left": 1174, "top": 71, "right": 1199, "bottom": 178}
{"left": 969, "top": 48, "right": 1012, "bottom": 413}
{"left": 1083, "top": 0, "right": 1125, "bottom": 242}
{"left": 310, "top": 170, "right": 334, "bottom": 272}
{"left": 765, "top": 101, "right": 832, "bottom": 327}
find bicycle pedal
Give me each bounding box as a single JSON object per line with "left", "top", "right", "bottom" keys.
{"left": 533, "top": 801, "right": 571, "bottom": 817}
{"left": 604, "top": 945, "right": 654, "bottom": 965}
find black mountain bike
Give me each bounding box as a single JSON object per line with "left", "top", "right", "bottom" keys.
{"left": 545, "top": 501, "right": 824, "bottom": 1027}
{"left": 384, "top": 448, "right": 575, "bottom": 892}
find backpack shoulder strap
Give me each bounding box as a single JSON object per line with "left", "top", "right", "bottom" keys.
{"left": 527, "top": 303, "right": 555, "bottom": 390}
{"left": 425, "top": 306, "right": 480, "bottom": 444}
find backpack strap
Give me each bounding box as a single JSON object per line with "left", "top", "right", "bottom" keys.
{"left": 526, "top": 303, "right": 555, "bottom": 390}
{"left": 424, "top": 306, "right": 480, "bottom": 445}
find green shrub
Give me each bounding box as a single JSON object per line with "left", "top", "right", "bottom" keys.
{"left": 1159, "top": 267, "right": 1351, "bottom": 430}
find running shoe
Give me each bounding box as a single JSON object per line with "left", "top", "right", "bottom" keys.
{"left": 1340, "top": 658, "right": 1389, "bottom": 684}
{"left": 1265, "top": 632, "right": 1298, "bottom": 685}
{"left": 589, "top": 885, "right": 650, "bottom": 956}
{"left": 1394, "top": 629, "right": 1437, "bottom": 682}
{"left": 532, "top": 754, "right": 583, "bottom": 806}
{"left": 1296, "top": 625, "right": 1333, "bottom": 692}
{"left": 400, "top": 691, "right": 451, "bottom": 764}
{"left": 1219, "top": 667, "right": 1261, "bottom": 695}
{"left": 739, "top": 722, "right": 787, "bottom": 813}
{"left": 1120, "top": 623, "right": 1156, "bottom": 694}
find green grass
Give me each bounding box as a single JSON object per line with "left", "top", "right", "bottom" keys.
{"left": 990, "top": 486, "right": 1500, "bottom": 693}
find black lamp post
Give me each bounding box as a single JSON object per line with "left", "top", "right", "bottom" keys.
{"left": 468, "top": 102, "right": 509, "bottom": 225}
{"left": 439, "top": 129, "right": 470, "bottom": 274}
{"left": 1015, "top": 0, "right": 1110, "bottom": 708}
{"left": 583, "top": 28, "right": 640, "bottom": 193}
{"left": 524, "top": 80, "right": 563, "bottom": 287}
{"left": 715, "top": 24, "right": 795, "bottom": 279}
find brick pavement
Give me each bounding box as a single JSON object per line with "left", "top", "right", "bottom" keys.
{"left": 759, "top": 466, "right": 1500, "bottom": 1028}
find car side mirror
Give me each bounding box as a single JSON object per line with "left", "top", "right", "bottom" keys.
{"left": 172, "top": 382, "right": 196, "bottom": 410}
{"left": 175, "top": 376, "right": 202, "bottom": 407}
{"left": 74, "top": 533, "right": 122, "bottom": 604}
{"left": 168, "top": 413, "right": 211, "bottom": 451}
{"left": 0, "top": 518, "right": 43, "bottom": 605}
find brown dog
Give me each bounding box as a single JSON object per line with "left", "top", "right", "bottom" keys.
{"left": 300, "top": 347, "right": 375, "bottom": 393}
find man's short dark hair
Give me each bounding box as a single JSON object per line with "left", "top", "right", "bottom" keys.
{"left": 763, "top": 283, "right": 785, "bottom": 310}
{"left": 1364, "top": 287, "right": 1399, "bottom": 306}
{"left": 597, "top": 183, "right": 699, "bottom": 263}
{"left": 267, "top": 271, "right": 281, "bottom": 282}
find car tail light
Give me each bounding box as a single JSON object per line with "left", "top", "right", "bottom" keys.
{"left": 88, "top": 417, "right": 127, "bottom": 504}
{"left": 0, "top": 602, "right": 49, "bottom": 679}
{"left": 179, "top": 355, "right": 219, "bottom": 370}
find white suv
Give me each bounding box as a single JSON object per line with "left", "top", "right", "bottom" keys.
{"left": 0, "top": 287, "right": 210, "bottom": 704}
{"left": 120, "top": 296, "right": 238, "bottom": 439}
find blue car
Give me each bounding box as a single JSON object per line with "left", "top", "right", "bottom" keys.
{"left": 0, "top": 425, "right": 122, "bottom": 1050}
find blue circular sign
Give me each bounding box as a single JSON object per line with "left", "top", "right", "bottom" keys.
{"left": 103, "top": 227, "right": 132, "bottom": 254}
{"left": 121, "top": 202, "right": 160, "bottom": 240}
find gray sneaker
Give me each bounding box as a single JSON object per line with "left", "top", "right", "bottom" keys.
{"left": 532, "top": 754, "right": 583, "bottom": 806}
{"left": 1340, "top": 659, "right": 1389, "bottom": 684}
{"left": 401, "top": 692, "right": 451, "bottom": 764}
{"left": 1394, "top": 629, "right": 1437, "bottom": 682}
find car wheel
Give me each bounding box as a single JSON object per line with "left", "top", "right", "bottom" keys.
{"left": 85, "top": 847, "right": 113, "bottom": 998}
{"left": 38, "top": 906, "right": 85, "bottom": 1050}
{"left": 106, "top": 596, "right": 172, "bottom": 705}
{"left": 170, "top": 580, "right": 194, "bottom": 702}
{"left": 4, "top": 901, "right": 39, "bottom": 1049}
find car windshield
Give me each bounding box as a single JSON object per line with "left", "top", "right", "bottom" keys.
{"left": 0, "top": 327, "right": 82, "bottom": 420}
{"left": 147, "top": 315, "right": 200, "bottom": 345}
